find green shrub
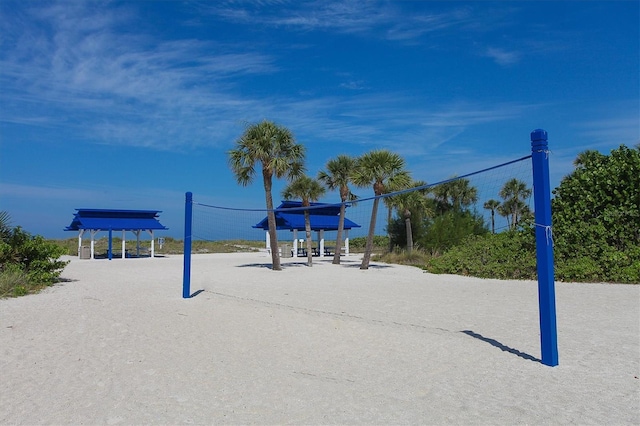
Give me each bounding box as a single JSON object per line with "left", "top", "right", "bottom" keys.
{"left": 424, "top": 230, "right": 537, "bottom": 280}
{"left": 0, "top": 264, "right": 29, "bottom": 298}
{"left": 552, "top": 145, "right": 640, "bottom": 283}
{"left": 555, "top": 256, "right": 602, "bottom": 282}
{"left": 0, "top": 225, "right": 69, "bottom": 297}
{"left": 375, "top": 248, "right": 430, "bottom": 266}
{"left": 419, "top": 210, "right": 488, "bottom": 255}
{"left": 349, "top": 235, "right": 388, "bottom": 251}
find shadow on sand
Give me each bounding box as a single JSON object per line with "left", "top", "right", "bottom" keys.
{"left": 187, "top": 289, "right": 205, "bottom": 298}
{"left": 461, "top": 330, "right": 541, "bottom": 363}
{"left": 236, "top": 259, "right": 392, "bottom": 270}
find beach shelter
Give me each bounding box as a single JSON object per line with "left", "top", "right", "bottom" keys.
{"left": 64, "top": 209, "right": 168, "bottom": 259}
{"left": 253, "top": 201, "right": 360, "bottom": 257}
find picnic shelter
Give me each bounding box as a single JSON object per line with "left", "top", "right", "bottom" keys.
{"left": 253, "top": 201, "right": 360, "bottom": 257}
{"left": 64, "top": 209, "right": 168, "bottom": 259}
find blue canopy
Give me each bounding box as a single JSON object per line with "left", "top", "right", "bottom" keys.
{"left": 253, "top": 201, "right": 360, "bottom": 231}
{"left": 65, "top": 209, "right": 168, "bottom": 232}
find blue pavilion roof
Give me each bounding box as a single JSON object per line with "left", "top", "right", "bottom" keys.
{"left": 253, "top": 201, "right": 360, "bottom": 231}
{"left": 65, "top": 209, "right": 168, "bottom": 231}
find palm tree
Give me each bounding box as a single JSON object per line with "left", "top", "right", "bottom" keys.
{"left": 352, "top": 150, "right": 410, "bottom": 270}
{"left": 386, "top": 180, "right": 430, "bottom": 254}
{"left": 0, "top": 211, "right": 12, "bottom": 242}
{"left": 573, "top": 149, "right": 604, "bottom": 168}
{"left": 432, "top": 177, "right": 478, "bottom": 213}
{"left": 499, "top": 178, "right": 532, "bottom": 229}
{"left": 282, "top": 176, "right": 326, "bottom": 267}
{"left": 317, "top": 155, "right": 358, "bottom": 265}
{"left": 483, "top": 199, "right": 501, "bottom": 234}
{"left": 228, "top": 120, "right": 305, "bottom": 271}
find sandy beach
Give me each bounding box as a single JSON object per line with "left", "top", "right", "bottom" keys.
{"left": 1, "top": 252, "right": 638, "bottom": 425}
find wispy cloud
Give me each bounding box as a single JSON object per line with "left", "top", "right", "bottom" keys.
{"left": 0, "top": 1, "right": 276, "bottom": 149}
{"left": 200, "top": 0, "right": 483, "bottom": 43}
{"left": 264, "top": 94, "right": 541, "bottom": 165}
{"left": 576, "top": 116, "right": 640, "bottom": 147}
{"left": 484, "top": 47, "right": 521, "bottom": 66}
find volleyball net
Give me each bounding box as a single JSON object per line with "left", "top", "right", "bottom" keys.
{"left": 188, "top": 154, "right": 533, "bottom": 246}
{"left": 182, "top": 129, "right": 558, "bottom": 366}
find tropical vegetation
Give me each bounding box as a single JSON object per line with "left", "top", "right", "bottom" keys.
{"left": 227, "top": 120, "right": 305, "bottom": 271}
{"left": 351, "top": 150, "right": 411, "bottom": 269}
{"left": 317, "top": 155, "right": 358, "bottom": 265}
{"left": 551, "top": 145, "right": 639, "bottom": 282}
{"left": 1, "top": 212, "right": 69, "bottom": 297}
{"left": 421, "top": 145, "right": 639, "bottom": 283}
{"left": 223, "top": 120, "right": 637, "bottom": 283}
{"left": 282, "top": 175, "right": 326, "bottom": 267}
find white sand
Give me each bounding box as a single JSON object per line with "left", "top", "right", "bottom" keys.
{"left": 1, "top": 252, "right": 638, "bottom": 425}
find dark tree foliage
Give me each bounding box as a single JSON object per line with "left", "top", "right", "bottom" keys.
{"left": 552, "top": 145, "right": 640, "bottom": 283}
{"left": 387, "top": 213, "right": 429, "bottom": 250}
{"left": 419, "top": 210, "right": 488, "bottom": 255}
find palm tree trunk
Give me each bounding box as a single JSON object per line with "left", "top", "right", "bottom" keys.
{"left": 361, "top": 197, "right": 380, "bottom": 270}
{"left": 491, "top": 210, "right": 495, "bottom": 234}
{"left": 387, "top": 205, "right": 393, "bottom": 253}
{"left": 405, "top": 216, "right": 413, "bottom": 254}
{"left": 333, "top": 202, "right": 346, "bottom": 264}
{"left": 304, "top": 210, "right": 313, "bottom": 267}
{"left": 263, "top": 170, "right": 281, "bottom": 271}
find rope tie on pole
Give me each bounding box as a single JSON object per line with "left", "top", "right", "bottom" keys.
{"left": 535, "top": 223, "right": 554, "bottom": 246}
{"left": 533, "top": 148, "right": 551, "bottom": 159}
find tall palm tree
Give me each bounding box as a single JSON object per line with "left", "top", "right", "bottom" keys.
{"left": 386, "top": 180, "right": 430, "bottom": 254}
{"left": 352, "top": 150, "right": 410, "bottom": 270}
{"left": 499, "top": 178, "right": 532, "bottom": 229}
{"left": 317, "top": 155, "right": 357, "bottom": 265}
{"left": 483, "top": 199, "right": 501, "bottom": 234}
{"left": 282, "top": 176, "right": 326, "bottom": 267}
{"left": 228, "top": 120, "right": 305, "bottom": 271}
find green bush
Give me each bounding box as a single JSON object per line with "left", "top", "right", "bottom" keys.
{"left": 418, "top": 210, "right": 488, "bottom": 255}
{"left": 552, "top": 145, "right": 640, "bottom": 283}
{"left": 0, "top": 264, "right": 29, "bottom": 298}
{"left": 0, "top": 225, "right": 69, "bottom": 297}
{"left": 375, "top": 248, "right": 430, "bottom": 266}
{"left": 424, "top": 230, "right": 537, "bottom": 280}
{"left": 349, "top": 235, "right": 389, "bottom": 251}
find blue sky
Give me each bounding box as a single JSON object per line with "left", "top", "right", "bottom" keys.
{"left": 0, "top": 1, "right": 638, "bottom": 240}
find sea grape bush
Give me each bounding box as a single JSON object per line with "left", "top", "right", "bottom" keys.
{"left": 0, "top": 221, "right": 69, "bottom": 297}
{"left": 552, "top": 145, "right": 639, "bottom": 283}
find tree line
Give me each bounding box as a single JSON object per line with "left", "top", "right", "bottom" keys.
{"left": 227, "top": 119, "right": 533, "bottom": 270}
{"left": 228, "top": 120, "right": 639, "bottom": 283}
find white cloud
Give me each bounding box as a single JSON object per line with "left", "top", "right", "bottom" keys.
{"left": 0, "top": 1, "right": 277, "bottom": 149}
{"left": 484, "top": 47, "right": 521, "bottom": 66}
{"left": 200, "top": 1, "right": 486, "bottom": 43}
{"left": 576, "top": 116, "right": 640, "bottom": 147}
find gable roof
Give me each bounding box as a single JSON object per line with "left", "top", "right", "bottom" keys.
{"left": 64, "top": 209, "right": 168, "bottom": 232}
{"left": 253, "top": 201, "right": 360, "bottom": 231}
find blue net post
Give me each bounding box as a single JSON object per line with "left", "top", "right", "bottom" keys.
{"left": 183, "top": 192, "right": 193, "bottom": 299}
{"left": 108, "top": 227, "right": 113, "bottom": 261}
{"left": 531, "top": 129, "right": 559, "bottom": 367}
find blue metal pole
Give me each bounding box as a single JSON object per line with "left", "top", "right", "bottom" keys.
{"left": 108, "top": 227, "right": 113, "bottom": 261}
{"left": 182, "top": 192, "right": 193, "bottom": 299}
{"left": 531, "top": 129, "right": 559, "bottom": 367}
